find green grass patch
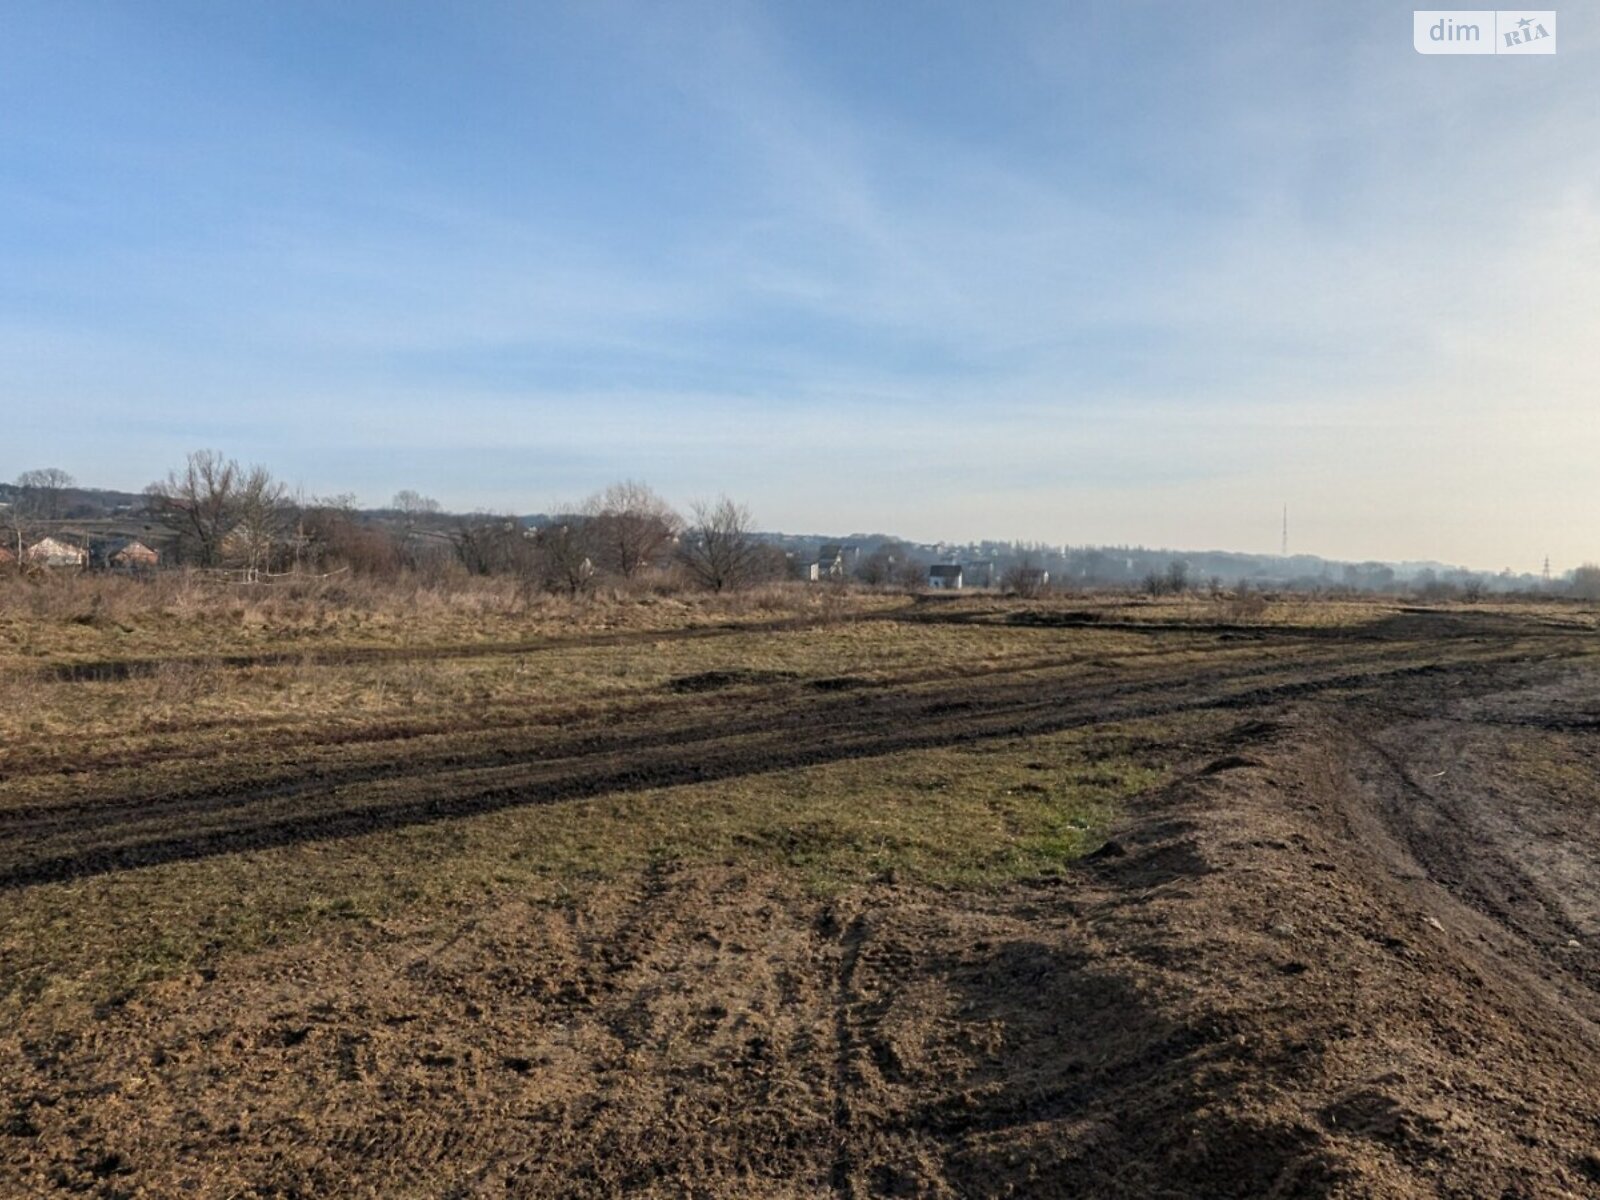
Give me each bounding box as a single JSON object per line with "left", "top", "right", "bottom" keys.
{"left": 0, "top": 716, "right": 1196, "bottom": 1016}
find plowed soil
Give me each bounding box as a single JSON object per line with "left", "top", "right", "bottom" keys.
{"left": 6, "top": 608, "right": 1600, "bottom": 1197}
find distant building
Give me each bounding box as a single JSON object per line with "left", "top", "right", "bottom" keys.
{"left": 928, "top": 564, "right": 963, "bottom": 590}
{"left": 816, "top": 543, "right": 860, "bottom": 579}
{"left": 25, "top": 537, "right": 88, "bottom": 569}
{"left": 109, "top": 539, "right": 160, "bottom": 570}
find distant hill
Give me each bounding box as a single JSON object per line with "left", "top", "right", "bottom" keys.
{"left": 0, "top": 483, "right": 149, "bottom": 519}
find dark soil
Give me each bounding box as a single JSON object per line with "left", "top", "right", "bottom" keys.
{"left": 6, "top": 612, "right": 1600, "bottom": 1196}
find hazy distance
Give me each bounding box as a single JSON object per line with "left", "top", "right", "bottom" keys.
{"left": 2, "top": 2, "right": 1594, "bottom": 573}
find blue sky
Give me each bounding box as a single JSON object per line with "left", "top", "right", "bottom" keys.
{"left": 2, "top": 2, "right": 1594, "bottom": 569}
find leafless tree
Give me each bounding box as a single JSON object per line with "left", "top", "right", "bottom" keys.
{"left": 300, "top": 502, "right": 403, "bottom": 577}
{"left": 582, "top": 481, "right": 680, "bottom": 579}
{"left": 1, "top": 500, "right": 29, "bottom": 564}
{"left": 1003, "top": 554, "right": 1046, "bottom": 598}
{"left": 146, "top": 450, "right": 241, "bottom": 567}
{"left": 1571, "top": 563, "right": 1600, "bottom": 602}
{"left": 894, "top": 556, "right": 928, "bottom": 590}
{"left": 678, "top": 496, "right": 765, "bottom": 592}
{"left": 454, "top": 516, "right": 537, "bottom": 576}
{"left": 1145, "top": 559, "right": 1191, "bottom": 596}
{"left": 453, "top": 520, "right": 496, "bottom": 575}
{"left": 854, "top": 553, "right": 889, "bottom": 587}
{"left": 534, "top": 520, "right": 595, "bottom": 596}
{"left": 145, "top": 451, "right": 286, "bottom": 573}
{"left": 230, "top": 466, "right": 289, "bottom": 580}
{"left": 392, "top": 490, "right": 441, "bottom": 518}
{"left": 14, "top": 467, "right": 75, "bottom": 521}
{"left": 855, "top": 543, "right": 905, "bottom": 587}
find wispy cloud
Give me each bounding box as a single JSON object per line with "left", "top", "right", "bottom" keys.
{"left": 2, "top": 0, "right": 1596, "bottom": 568}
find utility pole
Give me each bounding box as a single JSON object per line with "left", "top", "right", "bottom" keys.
{"left": 1281, "top": 504, "right": 1288, "bottom": 558}
{"left": 1543, "top": 556, "right": 1552, "bottom": 585}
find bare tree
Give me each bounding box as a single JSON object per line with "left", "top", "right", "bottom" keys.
{"left": 894, "top": 556, "right": 928, "bottom": 590}
{"left": 582, "top": 481, "right": 680, "bottom": 579}
{"left": 1164, "top": 559, "right": 1190, "bottom": 594}
{"left": 392, "top": 490, "right": 440, "bottom": 518}
{"left": 144, "top": 452, "right": 287, "bottom": 574}
{"left": 14, "top": 467, "right": 75, "bottom": 521}
{"left": 230, "top": 466, "right": 289, "bottom": 580}
{"left": 678, "top": 497, "right": 765, "bottom": 592}
{"left": 855, "top": 543, "right": 908, "bottom": 587}
{"left": 1003, "top": 554, "right": 1046, "bottom": 598}
{"left": 146, "top": 450, "right": 241, "bottom": 566}
{"left": 855, "top": 552, "right": 890, "bottom": 587}
{"left": 300, "top": 501, "right": 403, "bottom": 578}
{"left": 1, "top": 499, "right": 29, "bottom": 564}
{"left": 1571, "top": 563, "right": 1600, "bottom": 602}
{"left": 534, "top": 520, "right": 595, "bottom": 596}
{"left": 453, "top": 520, "right": 497, "bottom": 576}
{"left": 454, "top": 516, "right": 537, "bottom": 576}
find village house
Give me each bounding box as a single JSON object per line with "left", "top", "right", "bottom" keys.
{"left": 109, "top": 539, "right": 161, "bottom": 570}
{"left": 927, "top": 564, "right": 963, "bottom": 590}
{"left": 24, "top": 537, "right": 88, "bottom": 568}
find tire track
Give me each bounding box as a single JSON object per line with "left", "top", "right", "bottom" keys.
{"left": 0, "top": 645, "right": 1530, "bottom": 891}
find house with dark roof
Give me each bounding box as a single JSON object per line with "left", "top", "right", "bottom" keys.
{"left": 927, "top": 564, "right": 963, "bottom": 590}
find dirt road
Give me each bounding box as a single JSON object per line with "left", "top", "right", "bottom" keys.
{"left": 5, "top": 611, "right": 1600, "bottom": 1196}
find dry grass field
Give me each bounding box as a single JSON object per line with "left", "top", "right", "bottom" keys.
{"left": 5, "top": 576, "right": 1600, "bottom": 1197}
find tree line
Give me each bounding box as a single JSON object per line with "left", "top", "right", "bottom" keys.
{"left": 6, "top": 451, "right": 785, "bottom": 592}
{"left": 11, "top": 453, "right": 1600, "bottom": 599}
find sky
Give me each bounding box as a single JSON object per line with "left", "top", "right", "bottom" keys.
{"left": 2, "top": 2, "right": 1595, "bottom": 571}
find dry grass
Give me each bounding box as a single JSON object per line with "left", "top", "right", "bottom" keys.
{"left": 6, "top": 579, "right": 1569, "bottom": 1022}
{"left": 0, "top": 571, "right": 905, "bottom": 667}
{"left": 0, "top": 583, "right": 1245, "bottom": 1017}
{"left": 0, "top": 714, "right": 1194, "bottom": 1017}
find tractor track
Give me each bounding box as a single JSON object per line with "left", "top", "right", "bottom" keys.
{"left": 0, "top": 633, "right": 1560, "bottom": 890}
{"left": 8, "top": 611, "right": 1600, "bottom": 1196}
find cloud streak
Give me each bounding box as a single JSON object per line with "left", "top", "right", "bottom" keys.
{"left": 1, "top": 0, "right": 1596, "bottom": 570}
